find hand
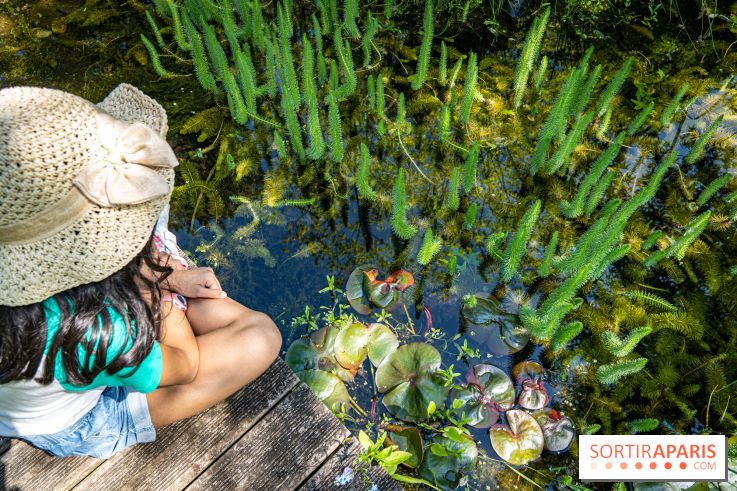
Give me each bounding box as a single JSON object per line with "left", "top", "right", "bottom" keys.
{"left": 166, "top": 267, "right": 227, "bottom": 299}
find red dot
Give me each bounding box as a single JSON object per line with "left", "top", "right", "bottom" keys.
{"left": 680, "top": 462, "right": 687, "bottom": 470}
{"left": 636, "top": 462, "right": 643, "bottom": 469}
{"left": 606, "top": 462, "right": 613, "bottom": 469}
{"left": 650, "top": 462, "right": 657, "bottom": 469}
{"left": 665, "top": 462, "right": 672, "bottom": 470}
{"left": 620, "top": 462, "right": 628, "bottom": 469}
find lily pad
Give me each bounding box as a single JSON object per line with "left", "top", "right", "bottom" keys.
{"left": 489, "top": 409, "right": 545, "bottom": 466}
{"left": 285, "top": 326, "right": 356, "bottom": 381}
{"left": 334, "top": 322, "right": 370, "bottom": 371}
{"left": 461, "top": 294, "right": 499, "bottom": 325}
{"left": 297, "top": 369, "right": 351, "bottom": 410}
{"left": 452, "top": 364, "right": 515, "bottom": 428}
{"left": 367, "top": 323, "right": 399, "bottom": 366}
{"left": 463, "top": 295, "right": 530, "bottom": 355}
{"left": 383, "top": 424, "right": 424, "bottom": 468}
{"left": 532, "top": 408, "right": 576, "bottom": 452}
{"left": 376, "top": 343, "right": 450, "bottom": 422}
{"left": 512, "top": 361, "right": 549, "bottom": 410}
{"left": 418, "top": 430, "right": 478, "bottom": 491}
{"left": 346, "top": 267, "right": 416, "bottom": 315}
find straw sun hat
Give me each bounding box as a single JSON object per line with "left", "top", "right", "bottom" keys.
{"left": 0, "top": 84, "right": 179, "bottom": 307}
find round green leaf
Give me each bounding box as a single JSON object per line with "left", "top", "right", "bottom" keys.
{"left": 367, "top": 323, "right": 399, "bottom": 366}
{"left": 384, "top": 424, "right": 424, "bottom": 468}
{"left": 418, "top": 430, "right": 478, "bottom": 491}
{"left": 453, "top": 364, "right": 515, "bottom": 428}
{"left": 306, "top": 326, "right": 357, "bottom": 381}
{"left": 376, "top": 342, "right": 449, "bottom": 422}
{"left": 297, "top": 369, "right": 351, "bottom": 410}
{"left": 489, "top": 409, "right": 544, "bottom": 466}
{"left": 334, "top": 322, "right": 369, "bottom": 371}
{"left": 346, "top": 267, "right": 373, "bottom": 315}
{"left": 285, "top": 338, "right": 318, "bottom": 372}
{"left": 532, "top": 408, "right": 575, "bottom": 452}
{"left": 461, "top": 295, "right": 499, "bottom": 325}
{"left": 376, "top": 343, "right": 443, "bottom": 392}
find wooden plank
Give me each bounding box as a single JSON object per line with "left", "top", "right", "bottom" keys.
{"left": 0, "top": 438, "right": 9, "bottom": 455}
{"left": 300, "top": 438, "right": 402, "bottom": 491}
{"left": 187, "top": 383, "right": 351, "bottom": 491}
{"left": 74, "top": 359, "right": 297, "bottom": 491}
{"left": 0, "top": 443, "right": 101, "bottom": 491}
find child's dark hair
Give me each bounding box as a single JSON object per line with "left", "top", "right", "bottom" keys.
{"left": 0, "top": 237, "right": 172, "bottom": 386}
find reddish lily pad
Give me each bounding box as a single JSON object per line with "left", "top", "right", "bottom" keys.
{"left": 512, "top": 360, "right": 545, "bottom": 383}
{"left": 383, "top": 424, "right": 424, "bottom": 468}
{"left": 453, "top": 364, "right": 515, "bottom": 428}
{"left": 512, "top": 361, "right": 549, "bottom": 410}
{"left": 346, "top": 267, "right": 415, "bottom": 315}
{"left": 532, "top": 408, "right": 576, "bottom": 452}
{"left": 489, "top": 409, "right": 545, "bottom": 466}
{"left": 375, "top": 343, "right": 450, "bottom": 422}
{"left": 297, "top": 369, "right": 351, "bottom": 410}
{"left": 367, "top": 323, "right": 399, "bottom": 366}
{"left": 334, "top": 322, "right": 370, "bottom": 371}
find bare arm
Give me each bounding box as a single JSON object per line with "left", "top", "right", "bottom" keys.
{"left": 157, "top": 302, "right": 200, "bottom": 386}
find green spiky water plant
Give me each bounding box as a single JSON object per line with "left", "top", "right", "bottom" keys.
{"left": 447, "top": 57, "right": 463, "bottom": 89}
{"left": 273, "top": 130, "right": 288, "bottom": 158}
{"left": 559, "top": 132, "right": 625, "bottom": 218}
{"left": 545, "top": 110, "right": 595, "bottom": 174}
{"left": 660, "top": 82, "right": 689, "bottom": 126}
{"left": 696, "top": 174, "right": 731, "bottom": 206}
{"left": 438, "top": 41, "right": 447, "bottom": 86}
{"left": 533, "top": 55, "right": 548, "bottom": 92}
{"left": 328, "top": 90, "right": 344, "bottom": 161}
{"left": 464, "top": 203, "right": 478, "bottom": 229}
{"left": 596, "top": 358, "right": 648, "bottom": 385}
{"left": 418, "top": 228, "right": 443, "bottom": 265}
{"left": 367, "top": 74, "right": 375, "bottom": 110}
{"left": 685, "top": 114, "right": 724, "bottom": 164}
{"left": 311, "top": 14, "right": 328, "bottom": 84}
{"left": 396, "top": 92, "right": 406, "bottom": 133}
{"left": 538, "top": 230, "right": 558, "bottom": 277}
{"left": 166, "top": 0, "right": 190, "bottom": 51}
{"left": 549, "top": 321, "right": 583, "bottom": 352}
{"left": 584, "top": 169, "right": 616, "bottom": 217}
{"left": 249, "top": 0, "right": 265, "bottom": 50}
{"left": 221, "top": 0, "right": 240, "bottom": 54}
{"left": 596, "top": 105, "right": 613, "bottom": 140}
{"left": 182, "top": 9, "right": 218, "bottom": 93}
{"left": 305, "top": 87, "right": 326, "bottom": 160}
{"left": 501, "top": 199, "right": 541, "bottom": 283}
{"left": 343, "top": 0, "right": 360, "bottom": 38}
{"left": 281, "top": 92, "right": 306, "bottom": 161}
{"left": 642, "top": 230, "right": 662, "bottom": 249}
{"left": 445, "top": 166, "right": 460, "bottom": 211}
{"left": 595, "top": 57, "right": 633, "bottom": 118}
{"left": 485, "top": 231, "right": 505, "bottom": 259}
{"left": 601, "top": 326, "right": 653, "bottom": 357}
{"left": 376, "top": 74, "right": 386, "bottom": 135}
{"left": 462, "top": 142, "right": 479, "bottom": 193}
{"left": 362, "top": 14, "right": 379, "bottom": 66}
{"left": 356, "top": 142, "right": 376, "bottom": 200}
{"left": 333, "top": 27, "right": 357, "bottom": 99}
{"left": 459, "top": 52, "right": 477, "bottom": 124}
{"left": 263, "top": 36, "right": 278, "bottom": 97}
{"left": 569, "top": 62, "right": 601, "bottom": 118}
{"left": 391, "top": 168, "right": 417, "bottom": 239}
{"left": 146, "top": 10, "right": 165, "bottom": 47}
{"left": 513, "top": 6, "right": 550, "bottom": 108}
{"left": 439, "top": 103, "right": 451, "bottom": 142}
{"left": 644, "top": 211, "right": 712, "bottom": 267}
{"left": 234, "top": 43, "right": 258, "bottom": 113}
{"left": 627, "top": 101, "right": 654, "bottom": 136}
{"left": 626, "top": 418, "right": 659, "bottom": 434}
{"left": 412, "top": 0, "right": 433, "bottom": 90}
{"left": 140, "top": 34, "right": 171, "bottom": 78}
{"left": 623, "top": 290, "right": 678, "bottom": 312}
{"left": 277, "top": 2, "right": 301, "bottom": 108}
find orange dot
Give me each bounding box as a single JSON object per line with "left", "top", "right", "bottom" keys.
{"left": 680, "top": 462, "right": 687, "bottom": 470}
{"left": 665, "top": 462, "right": 672, "bottom": 470}
{"left": 620, "top": 462, "right": 628, "bottom": 469}
{"left": 650, "top": 462, "right": 657, "bottom": 469}
{"left": 636, "top": 462, "right": 643, "bottom": 469}
{"left": 590, "top": 463, "right": 597, "bottom": 469}
{"left": 605, "top": 462, "right": 613, "bottom": 469}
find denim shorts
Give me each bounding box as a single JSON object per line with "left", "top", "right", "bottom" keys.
{"left": 20, "top": 386, "right": 156, "bottom": 459}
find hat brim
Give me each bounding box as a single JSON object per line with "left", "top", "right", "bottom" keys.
{"left": 0, "top": 84, "right": 173, "bottom": 306}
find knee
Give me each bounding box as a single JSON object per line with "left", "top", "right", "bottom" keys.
{"left": 240, "top": 311, "right": 282, "bottom": 363}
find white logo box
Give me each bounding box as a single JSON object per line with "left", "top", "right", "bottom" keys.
{"left": 579, "top": 435, "right": 728, "bottom": 482}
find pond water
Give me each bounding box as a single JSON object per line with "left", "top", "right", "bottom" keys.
{"left": 2, "top": 0, "right": 737, "bottom": 489}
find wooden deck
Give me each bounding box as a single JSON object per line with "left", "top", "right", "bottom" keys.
{"left": 0, "top": 360, "right": 401, "bottom": 491}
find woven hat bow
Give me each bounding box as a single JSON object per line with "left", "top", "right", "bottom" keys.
{"left": 73, "top": 111, "right": 178, "bottom": 207}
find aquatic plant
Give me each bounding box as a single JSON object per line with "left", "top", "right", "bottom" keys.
{"left": 417, "top": 228, "right": 443, "bottom": 266}
{"left": 489, "top": 410, "right": 544, "bottom": 466}
{"left": 660, "top": 82, "right": 689, "bottom": 126}
{"left": 327, "top": 91, "right": 344, "bottom": 161}
{"left": 513, "top": 6, "right": 550, "bottom": 108}
{"left": 166, "top": 0, "right": 190, "bottom": 51}
{"left": 346, "top": 267, "right": 414, "bottom": 314}
{"left": 537, "top": 230, "right": 558, "bottom": 277}
{"left": 356, "top": 142, "right": 377, "bottom": 200}
{"left": 601, "top": 326, "right": 653, "bottom": 357}
{"left": 140, "top": 34, "right": 171, "bottom": 78}
{"left": 459, "top": 52, "right": 477, "bottom": 124}
{"left": 696, "top": 174, "right": 731, "bottom": 206}
{"left": 548, "top": 321, "right": 583, "bottom": 352}
{"left": 411, "top": 0, "right": 433, "bottom": 91}
{"left": 501, "top": 199, "right": 541, "bottom": 283}
{"left": 644, "top": 211, "right": 712, "bottom": 266}
{"left": 391, "top": 168, "right": 417, "bottom": 239}
{"left": 361, "top": 14, "right": 379, "bottom": 66}
{"left": 452, "top": 364, "right": 515, "bottom": 428}
{"left": 462, "top": 142, "right": 479, "bottom": 193}
{"left": 685, "top": 115, "right": 724, "bottom": 164}
{"left": 438, "top": 41, "right": 447, "bottom": 86}
{"left": 595, "top": 56, "right": 632, "bottom": 117}
{"left": 596, "top": 358, "right": 648, "bottom": 385}
{"left": 627, "top": 101, "right": 654, "bottom": 136}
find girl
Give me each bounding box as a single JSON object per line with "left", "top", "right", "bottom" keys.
{"left": 0, "top": 84, "right": 281, "bottom": 459}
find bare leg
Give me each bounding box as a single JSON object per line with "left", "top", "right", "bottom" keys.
{"left": 146, "top": 298, "right": 282, "bottom": 427}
